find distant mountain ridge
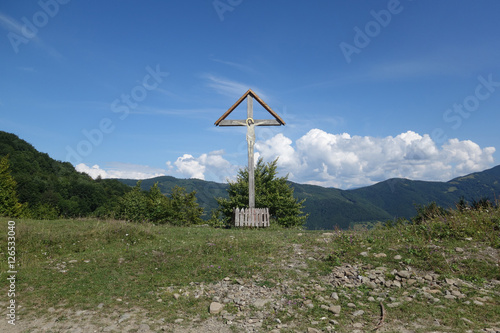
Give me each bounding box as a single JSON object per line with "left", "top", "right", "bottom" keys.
{"left": 2, "top": 130, "right": 499, "bottom": 229}
{"left": 117, "top": 164, "right": 500, "bottom": 229}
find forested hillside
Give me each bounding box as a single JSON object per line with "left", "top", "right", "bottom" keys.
{"left": 0, "top": 131, "right": 130, "bottom": 218}
{"left": 351, "top": 167, "right": 500, "bottom": 220}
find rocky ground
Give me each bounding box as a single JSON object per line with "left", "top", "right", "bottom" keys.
{"left": 1, "top": 235, "right": 499, "bottom": 333}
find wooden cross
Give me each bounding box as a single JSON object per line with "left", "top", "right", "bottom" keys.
{"left": 215, "top": 89, "right": 285, "bottom": 209}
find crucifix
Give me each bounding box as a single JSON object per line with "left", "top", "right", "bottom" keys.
{"left": 215, "top": 89, "right": 285, "bottom": 209}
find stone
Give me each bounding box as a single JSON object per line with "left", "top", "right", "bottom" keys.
{"left": 455, "top": 247, "right": 465, "bottom": 253}
{"left": 253, "top": 298, "right": 273, "bottom": 309}
{"left": 173, "top": 293, "right": 180, "bottom": 300}
{"left": 347, "top": 303, "right": 356, "bottom": 308}
{"left": 137, "top": 324, "right": 151, "bottom": 333}
{"left": 394, "top": 255, "right": 402, "bottom": 260}
{"left": 387, "top": 302, "right": 401, "bottom": 308}
{"left": 365, "top": 281, "right": 377, "bottom": 289}
{"left": 397, "top": 270, "right": 411, "bottom": 279}
{"left": 174, "top": 318, "right": 184, "bottom": 323}
{"left": 374, "top": 253, "right": 387, "bottom": 258}
{"left": 328, "top": 305, "right": 341, "bottom": 314}
{"left": 473, "top": 300, "right": 484, "bottom": 306}
{"left": 445, "top": 278, "right": 457, "bottom": 285}
{"left": 330, "top": 292, "right": 339, "bottom": 301}
{"left": 210, "top": 302, "right": 224, "bottom": 314}
{"left": 352, "top": 310, "right": 364, "bottom": 317}
{"left": 118, "top": 313, "right": 131, "bottom": 323}
{"left": 407, "top": 279, "right": 417, "bottom": 286}
{"left": 393, "top": 281, "right": 402, "bottom": 288}
{"left": 308, "top": 328, "right": 321, "bottom": 333}
{"left": 360, "top": 252, "right": 369, "bottom": 257}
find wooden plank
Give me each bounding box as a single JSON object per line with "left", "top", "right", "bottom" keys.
{"left": 234, "top": 207, "right": 240, "bottom": 226}
{"left": 217, "top": 119, "right": 246, "bottom": 126}
{"left": 248, "top": 89, "right": 286, "bottom": 125}
{"left": 214, "top": 89, "right": 286, "bottom": 126}
{"left": 253, "top": 119, "right": 282, "bottom": 126}
{"left": 233, "top": 207, "right": 270, "bottom": 227}
{"left": 214, "top": 89, "right": 251, "bottom": 126}
{"left": 248, "top": 95, "right": 255, "bottom": 209}
{"left": 217, "top": 119, "right": 282, "bottom": 126}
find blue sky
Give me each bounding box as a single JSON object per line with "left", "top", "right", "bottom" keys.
{"left": 1, "top": 0, "right": 499, "bottom": 189}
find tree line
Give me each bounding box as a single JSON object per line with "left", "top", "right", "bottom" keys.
{"left": 0, "top": 132, "right": 307, "bottom": 228}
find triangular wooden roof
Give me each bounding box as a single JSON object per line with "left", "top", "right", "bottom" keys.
{"left": 214, "top": 89, "right": 285, "bottom": 126}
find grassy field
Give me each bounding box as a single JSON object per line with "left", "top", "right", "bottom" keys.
{"left": 0, "top": 205, "right": 499, "bottom": 332}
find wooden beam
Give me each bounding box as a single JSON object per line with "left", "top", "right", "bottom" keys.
{"left": 248, "top": 89, "right": 286, "bottom": 125}
{"left": 214, "top": 89, "right": 251, "bottom": 126}
{"left": 254, "top": 119, "right": 282, "bottom": 126}
{"left": 247, "top": 95, "right": 255, "bottom": 209}
{"left": 214, "top": 89, "right": 286, "bottom": 126}
{"left": 217, "top": 119, "right": 282, "bottom": 126}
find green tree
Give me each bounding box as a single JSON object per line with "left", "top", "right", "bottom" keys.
{"left": 217, "top": 158, "right": 307, "bottom": 228}
{"left": 168, "top": 186, "right": 203, "bottom": 226}
{"left": 0, "top": 155, "right": 24, "bottom": 217}
{"left": 117, "top": 182, "right": 203, "bottom": 225}
{"left": 147, "top": 183, "right": 171, "bottom": 224}
{"left": 117, "top": 181, "right": 149, "bottom": 222}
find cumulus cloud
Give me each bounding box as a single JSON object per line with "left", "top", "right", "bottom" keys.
{"left": 76, "top": 130, "right": 496, "bottom": 189}
{"left": 171, "top": 150, "right": 239, "bottom": 182}
{"left": 76, "top": 162, "right": 166, "bottom": 180}
{"left": 256, "top": 129, "right": 495, "bottom": 189}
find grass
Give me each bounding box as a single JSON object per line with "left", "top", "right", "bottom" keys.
{"left": 0, "top": 204, "right": 499, "bottom": 332}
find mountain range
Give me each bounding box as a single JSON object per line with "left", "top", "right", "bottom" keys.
{"left": 118, "top": 164, "right": 500, "bottom": 229}
{"left": 1, "top": 131, "right": 499, "bottom": 229}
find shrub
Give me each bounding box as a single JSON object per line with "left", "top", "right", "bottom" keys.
{"left": 116, "top": 182, "right": 203, "bottom": 225}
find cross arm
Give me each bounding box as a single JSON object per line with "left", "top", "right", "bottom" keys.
{"left": 217, "top": 119, "right": 283, "bottom": 126}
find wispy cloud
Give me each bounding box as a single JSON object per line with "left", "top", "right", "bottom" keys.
{"left": 210, "top": 58, "right": 257, "bottom": 74}
{"left": 202, "top": 74, "right": 268, "bottom": 100}
{"left": 0, "top": 11, "right": 63, "bottom": 60}
{"left": 128, "top": 105, "right": 220, "bottom": 117}
{"left": 0, "top": 11, "right": 21, "bottom": 32}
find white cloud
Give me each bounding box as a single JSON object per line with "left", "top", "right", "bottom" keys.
{"left": 76, "top": 162, "right": 166, "bottom": 180}
{"left": 255, "top": 129, "right": 496, "bottom": 189}
{"left": 76, "top": 130, "right": 496, "bottom": 190}
{"left": 203, "top": 74, "right": 268, "bottom": 100}
{"left": 173, "top": 154, "right": 206, "bottom": 180}
{"left": 0, "top": 11, "right": 63, "bottom": 60}
{"left": 171, "top": 150, "right": 239, "bottom": 182}
{"left": 76, "top": 164, "right": 108, "bottom": 179}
